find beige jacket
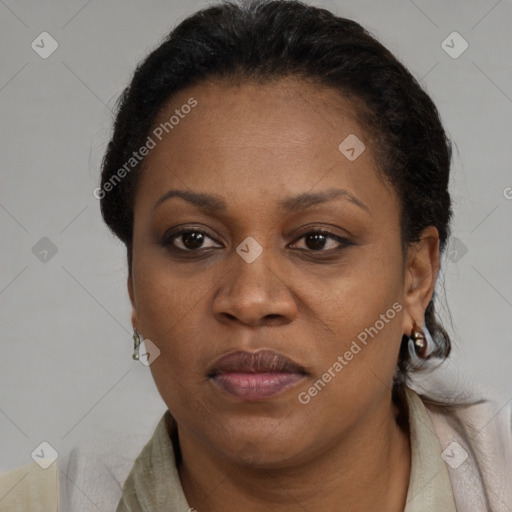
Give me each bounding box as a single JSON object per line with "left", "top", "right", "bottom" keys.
{"left": 1, "top": 386, "right": 511, "bottom": 511}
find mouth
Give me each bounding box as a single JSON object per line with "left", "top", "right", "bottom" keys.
{"left": 207, "top": 349, "right": 308, "bottom": 401}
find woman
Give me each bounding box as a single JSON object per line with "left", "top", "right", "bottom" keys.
{"left": 1, "top": 1, "right": 510, "bottom": 510}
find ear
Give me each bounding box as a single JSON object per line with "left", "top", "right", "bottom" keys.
{"left": 402, "top": 226, "right": 440, "bottom": 337}
{"left": 127, "top": 274, "right": 138, "bottom": 330}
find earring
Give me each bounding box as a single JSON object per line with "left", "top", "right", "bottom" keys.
{"left": 132, "top": 328, "right": 142, "bottom": 360}
{"left": 409, "top": 320, "right": 435, "bottom": 360}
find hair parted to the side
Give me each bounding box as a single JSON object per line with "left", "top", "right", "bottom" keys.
{"left": 99, "top": 0, "right": 454, "bottom": 411}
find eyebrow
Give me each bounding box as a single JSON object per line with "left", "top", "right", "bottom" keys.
{"left": 152, "top": 187, "right": 370, "bottom": 214}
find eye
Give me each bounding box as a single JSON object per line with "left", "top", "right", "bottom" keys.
{"left": 161, "top": 228, "right": 221, "bottom": 252}
{"left": 289, "top": 230, "right": 352, "bottom": 252}
{"left": 161, "top": 227, "right": 352, "bottom": 255}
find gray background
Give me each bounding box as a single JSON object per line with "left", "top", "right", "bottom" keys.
{"left": 1, "top": 0, "right": 511, "bottom": 472}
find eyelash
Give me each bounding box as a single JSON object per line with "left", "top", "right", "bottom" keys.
{"left": 160, "top": 227, "right": 353, "bottom": 255}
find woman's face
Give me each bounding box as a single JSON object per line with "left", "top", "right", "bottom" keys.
{"left": 128, "top": 77, "right": 433, "bottom": 467}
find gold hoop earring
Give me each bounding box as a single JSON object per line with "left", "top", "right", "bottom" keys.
{"left": 411, "top": 322, "right": 427, "bottom": 358}
{"left": 410, "top": 320, "right": 434, "bottom": 359}
{"left": 132, "top": 328, "right": 142, "bottom": 360}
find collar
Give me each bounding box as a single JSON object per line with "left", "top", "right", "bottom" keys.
{"left": 403, "top": 386, "right": 457, "bottom": 511}
{"left": 116, "top": 387, "right": 457, "bottom": 511}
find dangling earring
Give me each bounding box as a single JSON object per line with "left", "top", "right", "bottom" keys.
{"left": 132, "top": 328, "right": 142, "bottom": 360}
{"left": 408, "top": 320, "right": 435, "bottom": 361}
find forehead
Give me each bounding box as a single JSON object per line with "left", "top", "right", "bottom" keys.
{"left": 148, "top": 76, "right": 368, "bottom": 157}
{"left": 135, "top": 77, "right": 394, "bottom": 216}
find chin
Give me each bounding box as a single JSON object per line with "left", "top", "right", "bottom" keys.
{"left": 212, "top": 422, "right": 311, "bottom": 469}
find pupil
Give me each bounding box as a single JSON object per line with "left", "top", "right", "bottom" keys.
{"left": 180, "top": 232, "right": 328, "bottom": 250}
{"left": 307, "top": 233, "right": 326, "bottom": 250}
{"left": 183, "top": 232, "right": 204, "bottom": 249}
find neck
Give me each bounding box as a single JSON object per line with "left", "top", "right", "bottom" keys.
{"left": 177, "top": 391, "right": 411, "bottom": 512}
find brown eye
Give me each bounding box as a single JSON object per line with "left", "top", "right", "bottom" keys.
{"left": 162, "top": 229, "right": 221, "bottom": 252}
{"left": 291, "top": 230, "right": 352, "bottom": 252}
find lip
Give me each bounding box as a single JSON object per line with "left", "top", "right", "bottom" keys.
{"left": 207, "top": 350, "right": 308, "bottom": 401}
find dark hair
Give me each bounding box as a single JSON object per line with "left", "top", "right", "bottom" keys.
{"left": 99, "top": 0, "right": 453, "bottom": 412}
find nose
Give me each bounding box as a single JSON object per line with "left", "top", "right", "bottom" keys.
{"left": 211, "top": 243, "right": 298, "bottom": 328}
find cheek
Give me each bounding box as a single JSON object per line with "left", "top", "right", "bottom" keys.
{"left": 321, "top": 237, "right": 404, "bottom": 336}
{"left": 310, "top": 239, "right": 405, "bottom": 394}
{"left": 131, "top": 256, "right": 213, "bottom": 384}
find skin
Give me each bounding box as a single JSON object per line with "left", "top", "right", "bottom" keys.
{"left": 127, "top": 76, "right": 440, "bottom": 512}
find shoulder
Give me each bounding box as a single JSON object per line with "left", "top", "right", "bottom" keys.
{"left": 416, "top": 386, "right": 512, "bottom": 511}
{"left": 0, "top": 459, "right": 58, "bottom": 512}
{"left": 420, "top": 388, "right": 512, "bottom": 454}
{"left": 0, "top": 426, "right": 152, "bottom": 512}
